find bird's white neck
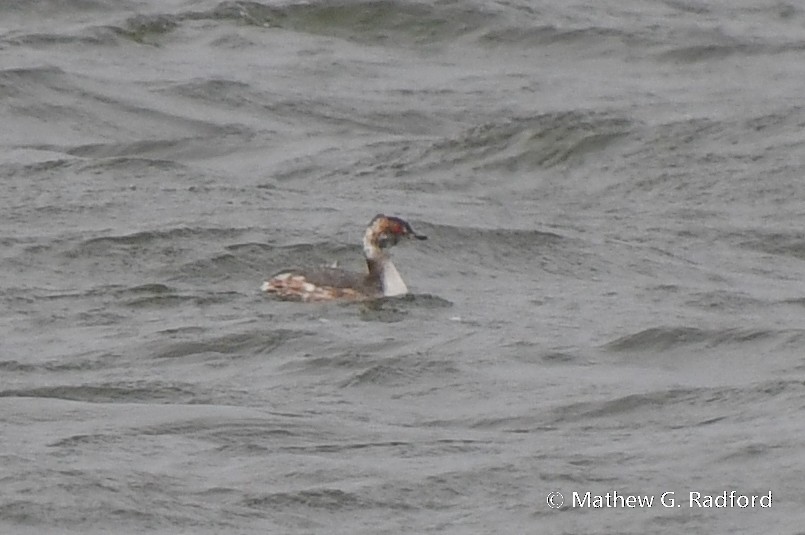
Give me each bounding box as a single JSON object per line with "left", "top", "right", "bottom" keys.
{"left": 379, "top": 258, "right": 408, "bottom": 296}
{"left": 364, "top": 234, "right": 409, "bottom": 296}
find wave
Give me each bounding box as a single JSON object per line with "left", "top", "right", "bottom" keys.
{"left": 1, "top": 1, "right": 497, "bottom": 49}
{"left": 657, "top": 39, "right": 805, "bottom": 63}
{"left": 153, "top": 328, "right": 304, "bottom": 359}
{"left": 6, "top": 0, "right": 652, "bottom": 52}
{"left": 550, "top": 387, "right": 701, "bottom": 423}
{"left": 123, "top": 291, "right": 241, "bottom": 308}
{"left": 685, "top": 290, "right": 771, "bottom": 312}
{"left": 0, "top": 65, "right": 66, "bottom": 95}
{"left": 356, "top": 111, "right": 634, "bottom": 186}
{"left": 160, "top": 78, "right": 272, "bottom": 113}
{"left": 0, "top": 0, "right": 114, "bottom": 14}
{"left": 242, "top": 488, "right": 363, "bottom": 510}
{"left": 604, "top": 326, "right": 803, "bottom": 352}
{"left": 5, "top": 0, "right": 803, "bottom": 63}
{"left": 0, "top": 354, "right": 117, "bottom": 373}
{"left": 0, "top": 382, "right": 203, "bottom": 403}
{"left": 733, "top": 230, "right": 805, "bottom": 261}
{"left": 196, "top": 0, "right": 496, "bottom": 46}
{"left": 417, "top": 223, "right": 610, "bottom": 280}
{"left": 480, "top": 24, "right": 643, "bottom": 51}
{"left": 1, "top": 27, "right": 122, "bottom": 48}
{"left": 339, "top": 354, "right": 459, "bottom": 388}
{"left": 428, "top": 223, "right": 562, "bottom": 250}
{"left": 2, "top": 70, "right": 246, "bottom": 167}
{"left": 467, "top": 379, "right": 805, "bottom": 432}
{"left": 115, "top": 13, "right": 179, "bottom": 44}
{"left": 459, "top": 378, "right": 805, "bottom": 434}
{"left": 73, "top": 227, "right": 251, "bottom": 250}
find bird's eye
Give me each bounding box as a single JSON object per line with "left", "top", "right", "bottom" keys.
{"left": 377, "top": 232, "right": 398, "bottom": 249}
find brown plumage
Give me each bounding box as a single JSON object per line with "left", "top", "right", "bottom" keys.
{"left": 262, "top": 214, "right": 427, "bottom": 302}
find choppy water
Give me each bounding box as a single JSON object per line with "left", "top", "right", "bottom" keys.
{"left": 2, "top": 1, "right": 805, "bottom": 533}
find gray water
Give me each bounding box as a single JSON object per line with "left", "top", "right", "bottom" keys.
{"left": 2, "top": 1, "right": 805, "bottom": 533}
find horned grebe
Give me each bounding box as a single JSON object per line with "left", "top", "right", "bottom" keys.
{"left": 261, "top": 214, "right": 427, "bottom": 302}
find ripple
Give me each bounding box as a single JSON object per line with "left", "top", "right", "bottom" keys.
{"left": 0, "top": 382, "right": 205, "bottom": 403}
{"left": 603, "top": 326, "right": 783, "bottom": 352}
